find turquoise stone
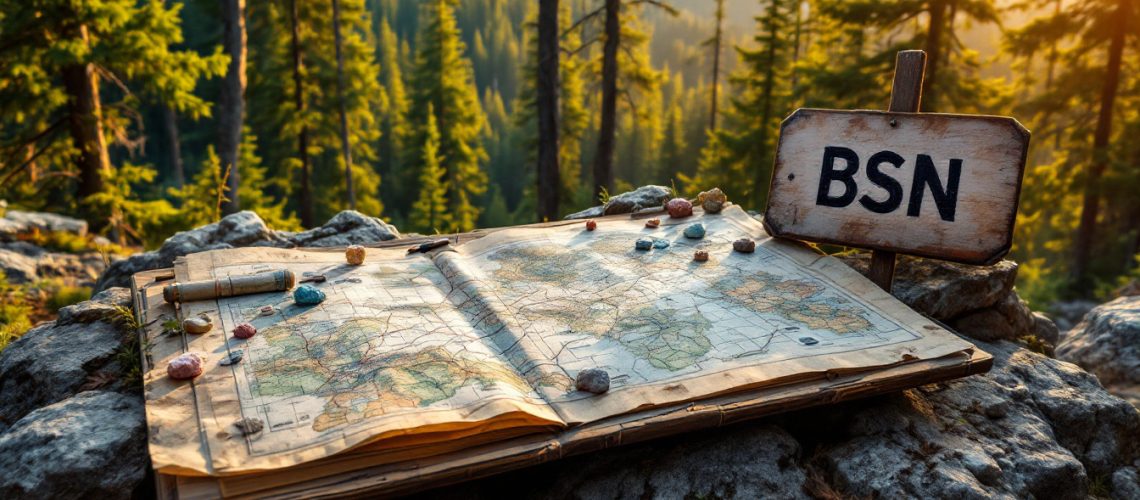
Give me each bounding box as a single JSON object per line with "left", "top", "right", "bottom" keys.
{"left": 652, "top": 239, "right": 670, "bottom": 249}
{"left": 683, "top": 223, "right": 706, "bottom": 239}
{"left": 294, "top": 284, "right": 326, "bottom": 305}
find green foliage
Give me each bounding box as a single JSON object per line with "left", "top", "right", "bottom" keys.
{"left": 406, "top": 0, "right": 489, "bottom": 232}
{"left": 0, "top": 0, "right": 227, "bottom": 224}
{"left": 37, "top": 280, "right": 92, "bottom": 314}
{"left": 408, "top": 105, "right": 451, "bottom": 234}
{"left": 85, "top": 163, "right": 179, "bottom": 248}
{"left": 0, "top": 271, "right": 33, "bottom": 352}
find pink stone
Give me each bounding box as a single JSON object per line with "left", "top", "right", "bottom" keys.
{"left": 665, "top": 198, "right": 693, "bottom": 218}
{"left": 345, "top": 245, "right": 366, "bottom": 265}
{"left": 167, "top": 352, "right": 205, "bottom": 380}
{"left": 233, "top": 323, "right": 257, "bottom": 339}
{"left": 586, "top": 220, "right": 597, "bottom": 231}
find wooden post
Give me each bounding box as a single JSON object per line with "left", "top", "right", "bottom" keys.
{"left": 868, "top": 50, "right": 927, "bottom": 292}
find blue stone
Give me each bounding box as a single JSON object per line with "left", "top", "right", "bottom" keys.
{"left": 652, "top": 239, "right": 670, "bottom": 249}
{"left": 635, "top": 238, "right": 653, "bottom": 251}
{"left": 683, "top": 223, "right": 706, "bottom": 239}
{"left": 294, "top": 284, "right": 327, "bottom": 305}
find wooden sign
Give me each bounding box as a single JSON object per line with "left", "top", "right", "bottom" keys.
{"left": 763, "top": 108, "right": 1029, "bottom": 266}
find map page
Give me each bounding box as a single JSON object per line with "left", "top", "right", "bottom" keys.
{"left": 158, "top": 205, "right": 975, "bottom": 475}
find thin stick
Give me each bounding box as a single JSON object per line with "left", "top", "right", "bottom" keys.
{"left": 868, "top": 50, "right": 927, "bottom": 293}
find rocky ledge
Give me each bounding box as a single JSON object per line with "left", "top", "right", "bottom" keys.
{"left": 1059, "top": 296, "right": 1140, "bottom": 407}
{"left": 93, "top": 210, "right": 400, "bottom": 292}
{"left": 0, "top": 190, "right": 1137, "bottom": 499}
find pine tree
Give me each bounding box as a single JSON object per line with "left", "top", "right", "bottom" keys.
{"left": 406, "top": 0, "right": 488, "bottom": 232}
{"left": 1004, "top": 0, "right": 1137, "bottom": 297}
{"left": 0, "top": 0, "right": 227, "bottom": 230}
{"left": 409, "top": 105, "right": 451, "bottom": 233}
{"left": 376, "top": 17, "right": 410, "bottom": 213}
{"left": 247, "top": 0, "right": 386, "bottom": 226}
{"left": 685, "top": 0, "right": 795, "bottom": 207}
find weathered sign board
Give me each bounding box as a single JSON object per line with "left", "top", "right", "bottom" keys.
{"left": 763, "top": 108, "right": 1029, "bottom": 265}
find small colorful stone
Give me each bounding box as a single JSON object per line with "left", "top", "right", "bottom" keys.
{"left": 182, "top": 316, "right": 213, "bottom": 334}
{"left": 635, "top": 238, "right": 653, "bottom": 251}
{"left": 258, "top": 306, "right": 275, "bottom": 317}
{"left": 652, "top": 239, "right": 670, "bottom": 249}
{"left": 683, "top": 223, "right": 706, "bottom": 239}
{"left": 665, "top": 198, "right": 694, "bottom": 218}
{"left": 586, "top": 219, "right": 598, "bottom": 231}
{"left": 698, "top": 187, "right": 728, "bottom": 214}
{"left": 693, "top": 250, "right": 709, "bottom": 262}
{"left": 575, "top": 368, "right": 610, "bottom": 394}
{"left": 733, "top": 238, "right": 756, "bottom": 253}
{"left": 644, "top": 218, "right": 661, "bottom": 229}
{"left": 345, "top": 245, "right": 366, "bottom": 266}
{"left": 232, "top": 323, "right": 258, "bottom": 339}
{"left": 294, "top": 284, "right": 327, "bottom": 305}
{"left": 220, "top": 350, "right": 244, "bottom": 366}
{"left": 167, "top": 352, "right": 206, "bottom": 380}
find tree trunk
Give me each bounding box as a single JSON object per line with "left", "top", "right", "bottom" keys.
{"left": 219, "top": 0, "right": 246, "bottom": 214}
{"left": 536, "top": 0, "right": 560, "bottom": 221}
{"left": 709, "top": 0, "right": 724, "bottom": 130}
{"left": 332, "top": 0, "right": 356, "bottom": 211}
{"left": 290, "top": 0, "right": 315, "bottom": 227}
{"left": 61, "top": 62, "right": 111, "bottom": 211}
{"left": 163, "top": 105, "right": 185, "bottom": 188}
{"left": 921, "top": 0, "right": 946, "bottom": 112}
{"left": 1072, "top": 0, "right": 1129, "bottom": 294}
{"left": 592, "top": 0, "right": 620, "bottom": 201}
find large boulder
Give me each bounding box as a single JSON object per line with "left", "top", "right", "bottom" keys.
{"left": 1058, "top": 296, "right": 1140, "bottom": 391}
{"left": 0, "top": 288, "right": 130, "bottom": 430}
{"left": 0, "top": 209, "right": 88, "bottom": 240}
{"left": 93, "top": 211, "right": 286, "bottom": 292}
{"left": 840, "top": 254, "right": 1018, "bottom": 321}
{"left": 565, "top": 185, "right": 673, "bottom": 220}
{"left": 0, "top": 391, "right": 147, "bottom": 499}
{"left": 283, "top": 210, "right": 400, "bottom": 247}
{"left": 0, "top": 248, "right": 38, "bottom": 284}
{"left": 93, "top": 210, "right": 402, "bottom": 293}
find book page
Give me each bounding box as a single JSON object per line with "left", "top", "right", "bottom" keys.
{"left": 166, "top": 247, "right": 561, "bottom": 475}
{"left": 447, "top": 205, "right": 975, "bottom": 423}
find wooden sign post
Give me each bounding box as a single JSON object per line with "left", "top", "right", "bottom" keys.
{"left": 764, "top": 50, "right": 1029, "bottom": 292}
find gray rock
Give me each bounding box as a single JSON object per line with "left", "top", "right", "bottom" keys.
{"left": 565, "top": 185, "right": 672, "bottom": 220}
{"left": 575, "top": 368, "right": 610, "bottom": 394}
{"left": 0, "top": 248, "right": 38, "bottom": 284}
{"left": 0, "top": 209, "right": 88, "bottom": 238}
{"left": 0, "top": 317, "right": 122, "bottom": 429}
{"left": 93, "top": 210, "right": 287, "bottom": 292}
{"left": 840, "top": 254, "right": 1018, "bottom": 321}
{"left": 285, "top": 210, "right": 400, "bottom": 247}
{"left": 93, "top": 210, "right": 403, "bottom": 293}
{"left": 1112, "top": 467, "right": 1140, "bottom": 500}
{"left": 0, "top": 391, "right": 146, "bottom": 499}
{"left": 952, "top": 291, "right": 1036, "bottom": 342}
{"left": 1057, "top": 296, "right": 1140, "bottom": 387}
{"left": 431, "top": 424, "right": 809, "bottom": 499}
{"left": 1033, "top": 312, "right": 1062, "bottom": 346}
{"left": 427, "top": 341, "right": 1139, "bottom": 499}
{"left": 34, "top": 251, "right": 106, "bottom": 286}
{"left": 1050, "top": 299, "right": 1100, "bottom": 332}
{"left": 56, "top": 287, "right": 130, "bottom": 326}
{"left": 0, "top": 241, "right": 47, "bottom": 257}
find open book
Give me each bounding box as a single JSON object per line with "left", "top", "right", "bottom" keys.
{"left": 143, "top": 205, "right": 977, "bottom": 480}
